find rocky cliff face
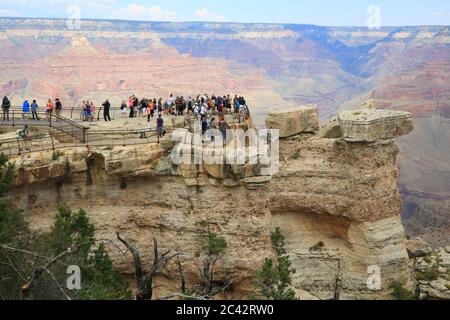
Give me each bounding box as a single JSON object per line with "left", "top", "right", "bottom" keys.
{"left": 7, "top": 106, "right": 416, "bottom": 299}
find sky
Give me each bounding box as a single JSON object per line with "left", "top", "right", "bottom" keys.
{"left": 0, "top": 0, "right": 449, "bottom": 26}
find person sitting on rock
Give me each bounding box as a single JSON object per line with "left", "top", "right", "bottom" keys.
{"left": 18, "top": 124, "right": 29, "bottom": 140}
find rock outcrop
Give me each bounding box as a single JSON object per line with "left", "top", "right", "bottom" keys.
{"left": 406, "top": 239, "right": 433, "bottom": 259}
{"left": 416, "top": 247, "right": 450, "bottom": 300}
{"left": 7, "top": 105, "right": 416, "bottom": 299}
{"left": 337, "top": 108, "right": 413, "bottom": 143}
{"left": 265, "top": 105, "right": 319, "bottom": 138}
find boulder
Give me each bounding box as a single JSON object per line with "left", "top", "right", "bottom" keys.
{"left": 406, "top": 239, "right": 432, "bottom": 258}
{"left": 321, "top": 117, "right": 343, "bottom": 139}
{"left": 337, "top": 109, "right": 413, "bottom": 143}
{"left": 266, "top": 105, "right": 319, "bottom": 138}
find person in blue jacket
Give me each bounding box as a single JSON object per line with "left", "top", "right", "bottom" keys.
{"left": 22, "top": 99, "right": 30, "bottom": 120}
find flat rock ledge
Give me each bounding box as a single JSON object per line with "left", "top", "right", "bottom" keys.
{"left": 337, "top": 109, "right": 413, "bottom": 143}
{"left": 265, "top": 105, "right": 319, "bottom": 138}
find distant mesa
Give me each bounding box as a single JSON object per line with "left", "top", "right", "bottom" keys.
{"left": 66, "top": 34, "right": 98, "bottom": 55}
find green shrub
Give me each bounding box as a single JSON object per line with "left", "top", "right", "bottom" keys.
{"left": 119, "top": 179, "right": 128, "bottom": 190}
{"left": 309, "top": 241, "right": 325, "bottom": 252}
{"left": 417, "top": 265, "right": 439, "bottom": 282}
{"left": 252, "top": 228, "right": 297, "bottom": 300}
{"left": 390, "top": 282, "right": 415, "bottom": 300}
{"left": 291, "top": 149, "right": 301, "bottom": 160}
{"left": 52, "top": 151, "right": 64, "bottom": 161}
{"left": 203, "top": 232, "right": 227, "bottom": 256}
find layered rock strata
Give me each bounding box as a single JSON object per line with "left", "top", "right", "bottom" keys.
{"left": 7, "top": 105, "right": 415, "bottom": 299}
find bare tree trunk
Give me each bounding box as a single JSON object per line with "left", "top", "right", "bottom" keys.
{"left": 117, "top": 233, "right": 179, "bottom": 300}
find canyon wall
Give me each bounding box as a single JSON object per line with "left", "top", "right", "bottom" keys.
{"left": 7, "top": 106, "right": 416, "bottom": 299}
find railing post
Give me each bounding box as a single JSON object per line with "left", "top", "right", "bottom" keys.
{"left": 83, "top": 128, "right": 87, "bottom": 144}
{"left": 16, "top": 138, "right": 21, "bottom": 155}
{"left": 12, "top": 110, "right": 15, "bottom": 127}
{"left": 50, "top": 134, "right": 55, "bottom": 151}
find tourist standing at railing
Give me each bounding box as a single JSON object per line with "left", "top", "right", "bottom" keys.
{"left": 200, "top": 101, "right": 207, "bottom": 118}
{"left": 138, "top": 98, "right": 145, "bottom": 117}
{"left": 158, "top": 98, "right": 163, "bottom": 114}
{"left": 45, "top": 99, "right": 54, "bottom": 121}
{"left": 2, "top": 96, "right": 11, "bottom": 121}
{"left": 22, "top": 99, "right": 30, "bottom": 120}
{"left": 147, "top": 99, "right": 155, "bottom": 122}
{"left": 234, "top": 95, "right": 240, "bottom": 114}
{"left": 31, "top": 100, "right": 39, "bottom": 120}
{"left": 128, "top": 96, "right": 134, "bottom": 118}
{"left": 85, "top": 100, "right": 92, "bottom": 121}
{"left": 226, "top": 95, "right": 232, "bottom": 113}
{"left": 89, "top": 101, "right": 95, "bottom": 121}
{"left": 133, "top": 96, "right": 139, "bottom": 118}
{"left": 55, "top": 98, "right": 62, "bottom": 117}
{"left": 120, "top": 101, "right": 127, "bottom": 118}
{"left": 102, "top": 99, "right": 111, "bottom": 122}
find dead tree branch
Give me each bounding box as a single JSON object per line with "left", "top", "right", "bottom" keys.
{"left": 116, "top": 233, "right": 180, "bottom": 300}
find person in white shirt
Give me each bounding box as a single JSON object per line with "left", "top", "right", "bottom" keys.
{"left": 200, "top": 103, "right": 207, "bottom": 117}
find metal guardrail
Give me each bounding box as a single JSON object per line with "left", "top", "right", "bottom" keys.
{"left": 0, "top": 110, "right": 88, "bottom": 143}
{"left": 0, "top": 128, "right": 170, "bottom": 157}
{"left": 5, "top": 105, "right": 251, "bottom": 123}
{"left": 0, "top": 106, "right": 251, "bottom": 156}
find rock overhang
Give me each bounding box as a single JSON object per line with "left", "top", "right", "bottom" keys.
{"left": 337, "top": 109, "right": 414, "bottom": 143}
{"left": 265, "top": 105, "right": 319, "bottom": 138}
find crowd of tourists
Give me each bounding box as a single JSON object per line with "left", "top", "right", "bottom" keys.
{"left": 121, "top": 94, "right": 247, "bottom": 120}
{"left": 2, "top": 93, "right": 249, "bottom": 140}
{"left": 1, "top": 96, "right": 63, "bottom": 121}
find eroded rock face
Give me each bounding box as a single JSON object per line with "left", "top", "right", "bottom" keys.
{"left": 416, "top": 247, "right": 450, "bottom": 300}
{"left": 406, "top": 239, "right": 433, "bottom": 259}
{"left": 338, "top": 109, "right": 413, "bottom": 143}
{"left": 270, "top": 134, "right": 414, "bottom": 299}
{"left": 265, "top": 105, "right": 319, "bottom": 138}
{"left": 8, "top": 108, "right": 416, "bottom": 299}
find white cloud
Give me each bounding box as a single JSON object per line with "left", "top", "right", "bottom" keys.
{"left": 0, "top": 8, "right": 21, "bottom": 17}
{"left": 195, "top": 8, "right": 227, "bottom": 22}
{"left": 112, "top": 4, "right": 177, "bottom": 21}
{"left": 432, "top": 10, "right": 444, "bottom": 16}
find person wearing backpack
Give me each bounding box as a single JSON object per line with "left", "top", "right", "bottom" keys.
{"left": 55, "top": 98, "right": 63, "bottom": 117}
{"left": 31, "top": 100, "right": 39, "bottom": 120}
{"left": 2, "top": 96, "right": 11, "bottom": 121}
{"left": 102, "top": 99, "right": 111, "bottom": 122}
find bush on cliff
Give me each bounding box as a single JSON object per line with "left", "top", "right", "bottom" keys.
{"left": 390, "top": 282, "right": 416, "bottom": 300}
{"left": 251, "top": 228, "right": 297, "bottom": 300}
{"left": 0, "top": 154, "right": 131, "bottom": 300}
